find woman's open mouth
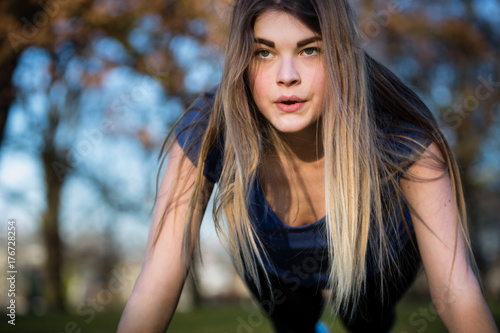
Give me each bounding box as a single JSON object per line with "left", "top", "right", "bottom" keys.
{"left": 275, "top": 96, "right": 306, "bottom": 112}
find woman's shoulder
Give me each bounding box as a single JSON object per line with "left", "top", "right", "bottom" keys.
{"left": 191, "top": 86, "right": 217, "bottom": 111}
{"left": 376, "top": 106, "right": 434, "bottom": 171}
{"left": 175, "top": 86, "right": 217, "bottom": 132}
{"left": 179, "top": 87, "right": 217, "bottom": 123}
{"left": 174, "top": 87, "right": 222, "bottom": 182}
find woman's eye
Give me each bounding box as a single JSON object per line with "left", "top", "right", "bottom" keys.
{"left": 302, "top": 47, "right": 320, "bottom": 56}
{"left": 256, "top": 49, "right": 272, "bottom": 59}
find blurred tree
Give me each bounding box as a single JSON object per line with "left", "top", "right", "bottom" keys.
{"left": 39, "top": 73, "right": 82, "bottom": 311}
{"left": 0, "top": 0, "right": 226, "bottom": 311}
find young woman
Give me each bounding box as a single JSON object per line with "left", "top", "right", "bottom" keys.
{"left": 118, "top": 0, "right": 498, "bottom": 332}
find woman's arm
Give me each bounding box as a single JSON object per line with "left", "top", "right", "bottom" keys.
{"left": 401, "top": 143, "right": 498, "bottom": 333}
{"left": 117, "top": 141, "right": 214, "bottom": 332}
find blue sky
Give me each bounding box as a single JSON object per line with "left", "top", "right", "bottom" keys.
{"left": 0, "top": 35, "right": 222, "bottom": 262}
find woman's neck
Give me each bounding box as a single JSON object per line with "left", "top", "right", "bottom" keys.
{"left": 278, "top": 124, "right": 324, "bottom": 164}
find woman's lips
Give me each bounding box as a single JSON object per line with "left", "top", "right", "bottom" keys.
{"left": 275, "top": 95, "right": 306, "bottom": 113}
{"left": 276, "top": 101, "right": 305, "bottom": 112}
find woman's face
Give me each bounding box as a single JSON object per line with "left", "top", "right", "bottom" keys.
{"left": 248, "top": 10, "right": 325, "bottom": 137}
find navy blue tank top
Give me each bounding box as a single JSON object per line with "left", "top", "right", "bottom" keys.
{"left": 175, "top": 87, "right": 430, "bottom": 289}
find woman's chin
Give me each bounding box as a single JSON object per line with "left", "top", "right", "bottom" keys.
{"left": 272, "top": 121, "right": 319, "bottom": 137}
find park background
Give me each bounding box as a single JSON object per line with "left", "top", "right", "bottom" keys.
{"left": 0, "top": 0, "right": 499, "bottom": 332}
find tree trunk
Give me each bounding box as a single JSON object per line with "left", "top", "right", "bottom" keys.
{"left": 41, "top": 145, "right": 66, "bottom": 312}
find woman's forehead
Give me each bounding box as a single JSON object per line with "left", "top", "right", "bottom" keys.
{"left": 253, "top": 10, "right": 320, "bottom": 42}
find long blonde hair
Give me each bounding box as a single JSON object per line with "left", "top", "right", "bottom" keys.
{"left": 156, "top": 0, "right": 478, "bottom": 319}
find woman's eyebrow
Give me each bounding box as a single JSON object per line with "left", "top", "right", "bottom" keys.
{"left": 297, "top": 36, "right": 322, "bottom": 47}
{"left": 255, "top": 38, "right": 275, "bottom": 48}
{"left": 254, "top": 36, "right": 322, "bottom": 48}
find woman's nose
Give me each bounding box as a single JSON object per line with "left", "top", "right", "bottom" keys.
{"left": 276, "top": 57, "right": 301, "bottom": 87}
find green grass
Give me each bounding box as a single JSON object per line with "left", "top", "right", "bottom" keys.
{"left": 165, "top": 298, "right": 500, "bottom": 332}
{"left": 1, "top": 308, "right": 124, "bottom": 333}
{"left": 2, "top": 299, "right": 499, "bottom": 332}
